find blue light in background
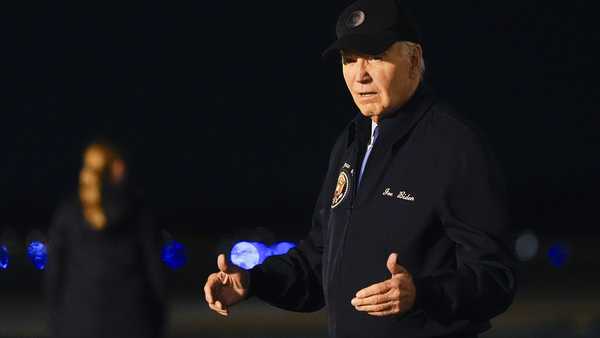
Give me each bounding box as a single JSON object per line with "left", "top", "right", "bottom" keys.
{"left": 161, "top": 240, "right": 187, "bottom": 270}
{"left": 27, "top": 241, "right": 47, "bottom": 270}
{"left": 230, "top": 241, "right": 296, "bottom": 270}
{"left": 229, "top": 241, "right": 260, "bottom": 270}
{"left": 271, "top": 241, "right": 296, "bottom": 255}
{"left": 515, "top": 231, "right": 539, "bottom": 262}
{"left": 0, "top": 245, "right": 8, "bottom": 270}
{"left": 230, "top": 241, "right": 259, "bottom": 269}
{"left": 548, "top": 243, "right": 569, "bottom": 268}
{"left": 230, "top": 241, "right": 268, "bottom": 270}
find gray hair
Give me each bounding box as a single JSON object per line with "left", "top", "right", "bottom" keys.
{"left": 399, "top": 41, "right": 426, "bottom": 77}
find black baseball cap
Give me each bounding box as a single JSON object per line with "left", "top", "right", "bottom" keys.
{"left": 322, "top": 0, "right": 421, "bottom": 58}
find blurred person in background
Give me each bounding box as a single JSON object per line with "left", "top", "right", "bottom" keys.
{"left": 45, "top": 142, "right": 166, "bottom": 338}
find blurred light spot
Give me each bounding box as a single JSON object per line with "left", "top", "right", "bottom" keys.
{"left": 515, "top": 231, "right": 539, "bottom": 261}
{"left": 0, "top": 245, "right": 8, "bottom": 269}
{"left": 27, "top": 241, "right": 47, "bottom": 270}
{"left": 271, "top": 241, "right": 296, "bottom": 256}
{"left": 230, "top": 241, "right": 297, "bottom": 270}
{"left": 548, "top": 243, "right": 569, "bottom": 268}
{"left": 230, "top": 241, "right": 271, "bottom": 270}
{"left": 161, "top": 240, "right": 187, "bottom": 270}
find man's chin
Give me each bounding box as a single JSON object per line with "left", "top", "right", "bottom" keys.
{"left": 357, "top": 107, "right": 382, "bottom": 118}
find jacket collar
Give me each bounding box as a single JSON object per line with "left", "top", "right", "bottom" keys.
{"left": 344, "top": 83, "right": 435, "bottom": 207}
{"left": 346, "top": 83, "right": 435, "bottom": 150}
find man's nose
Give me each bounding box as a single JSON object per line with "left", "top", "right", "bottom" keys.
{"left": 356, "top": 58, "right": 371, "bottom": 84}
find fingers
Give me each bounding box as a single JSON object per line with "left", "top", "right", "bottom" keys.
{"left": 386, "top": 253, "right": 407, "bottom": 275}
{"left": 351, "top": 254, "right": 414, "bottom": 318}
{"left": 351, "top": 288, "right": 399, "bottom": 307}
{"left": 355, "top": 280, "right": 391, "bottom": 298}
{"left": 354, "top": 300, "right": 395, "bottom": 312}
{"left": 204, "top": 257, "right": 240, "bottom": 317}
{"left": 204, "top": 275, "right": 230, "bottom": 316}
{"left": 203, "top": 273, "right": 220, "bottom": 304}
{"left": 386, "top": 253, "right": 398, "bottom": 274}
{"left": 209, "top": 300, "right": 229, "bottom": 316}
{"left": 217, "top": 254, "right": 230, "bottom": 273}
{"left": 352, "top": 286, "right": 404, "bottom": 316}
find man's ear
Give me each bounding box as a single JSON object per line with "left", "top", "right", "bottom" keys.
{"left": 408, "top": 44, "right": 423, "bottom": 80}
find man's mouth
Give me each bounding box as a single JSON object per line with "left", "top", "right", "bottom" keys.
{"left": 358, "top": 92, "right": 377, "bottom": 97}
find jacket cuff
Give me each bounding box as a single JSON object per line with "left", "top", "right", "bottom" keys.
{"left": 247, "top": 265, "right": 265, "bottom": 299}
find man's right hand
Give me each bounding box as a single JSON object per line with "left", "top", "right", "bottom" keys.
{"left": 203, "top": 253, "right": 250, "bottom": 316}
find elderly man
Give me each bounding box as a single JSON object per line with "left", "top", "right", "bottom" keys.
{"left": 203, "top": 0, "right": 516, "bottom": 337}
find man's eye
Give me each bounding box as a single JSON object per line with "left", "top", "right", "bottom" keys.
{"left": 370, "top": 55, "right": 384, "bottom": 61}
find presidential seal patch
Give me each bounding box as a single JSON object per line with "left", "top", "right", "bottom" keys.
{"left": 346, "top": 10, "right": 365, "bottom": 29}
{"left": 331, "top": 171, "right": 349, "bottom": 208}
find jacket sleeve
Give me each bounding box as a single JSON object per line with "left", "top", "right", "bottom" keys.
{"left": 247, "top": 138, "right": 342, "bottom": 312}
{"left": 248, "top": 209, "right": 326, "bottom": 312}
{"left": 414, "top": 131, "right": 517, "bottom": 324}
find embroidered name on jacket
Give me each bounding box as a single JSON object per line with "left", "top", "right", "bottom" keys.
{"left": 382, "top": 188, "right": 415, "bottom": 202}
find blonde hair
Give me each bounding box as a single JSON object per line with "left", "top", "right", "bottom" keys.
{"left": 79, "top": 143, "right": 121, "bottom": 230}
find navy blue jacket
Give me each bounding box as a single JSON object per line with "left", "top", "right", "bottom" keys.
{"left": 249, "top": 86, "right": 517, "bottom": 338}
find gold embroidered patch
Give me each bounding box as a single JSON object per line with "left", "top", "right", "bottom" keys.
{"left": 331, "top": 171, "right": 349, "bottom": 208}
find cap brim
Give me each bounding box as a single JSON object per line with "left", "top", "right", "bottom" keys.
{"left": 321, "top": 32, "right": 398, "bottom": 59}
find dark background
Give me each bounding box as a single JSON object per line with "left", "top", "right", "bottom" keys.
{"left": 1, "top": 1, "right": 599, "bottom": 337}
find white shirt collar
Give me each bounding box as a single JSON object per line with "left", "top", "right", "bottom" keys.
{"left": 369, "top": 121, "right": 379, "bottom": 146}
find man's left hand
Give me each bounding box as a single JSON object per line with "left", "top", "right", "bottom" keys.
{"left": 351, "top": 253, "right": 416, "bottom": 317}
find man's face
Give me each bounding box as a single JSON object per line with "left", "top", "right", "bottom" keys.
{"left": 341, "top": 42, "right": 421, "bottom": 122}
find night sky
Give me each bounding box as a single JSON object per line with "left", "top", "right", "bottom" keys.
{"left": 2, "top": 0, "right": 599, "bottom": 237}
